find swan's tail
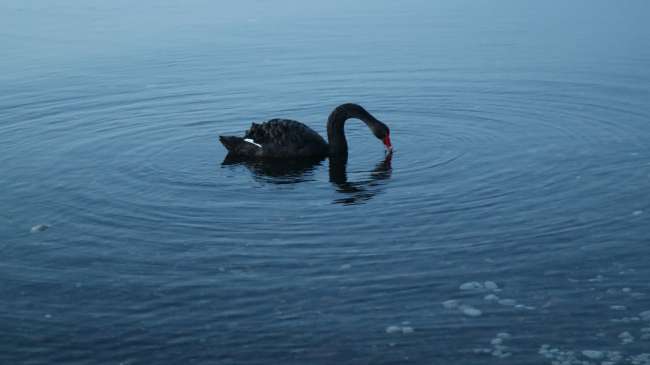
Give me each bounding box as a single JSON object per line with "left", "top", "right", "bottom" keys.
{"left": 219, "top": 135, "right": 261, "bottom": 156}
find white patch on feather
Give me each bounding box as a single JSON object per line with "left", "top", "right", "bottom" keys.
{"left": 243, "top": 138, "right": 262, "bottom": 148}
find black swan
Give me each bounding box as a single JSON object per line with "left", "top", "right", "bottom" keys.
{"left": 219, "top": 103, "right": 392, "bottom": 159}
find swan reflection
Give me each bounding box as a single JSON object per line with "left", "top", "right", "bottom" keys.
{"left": 329, "top": 154, "right": 392, "bottom": 205}
{"left": 222, "top": 153, "right": 392, "bottom": 204}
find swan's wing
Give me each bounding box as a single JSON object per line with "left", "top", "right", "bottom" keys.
{"left": 244, "top": 119, "right": 328, "bottom": 158}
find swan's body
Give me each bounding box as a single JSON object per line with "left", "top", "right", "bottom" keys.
{"left": 219, "top": 103, "right": 391, "bottom": 159}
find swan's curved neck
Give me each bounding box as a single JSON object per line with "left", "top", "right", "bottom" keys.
{"left": 326, "top": 103, "right": 380, "bottom": 158}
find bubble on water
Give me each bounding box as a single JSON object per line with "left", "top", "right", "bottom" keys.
{"left": 640, "top": 310, "right": 650, "bottom": 320}
{"left": 611, "top": 305, "right": 627, "bottom": 311}
{"left": 339, "top": 263, "right": 352, "bottom": 270}
{"left": 632, "top": 210, "right": 643, "bottom": 216}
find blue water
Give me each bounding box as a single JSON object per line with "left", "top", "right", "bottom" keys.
{"left": 2, "top": 1, "right": 650, "bottom": 364}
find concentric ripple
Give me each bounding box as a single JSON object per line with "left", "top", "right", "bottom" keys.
{"left": 2, "top": 1, "right": 650, "bottom": 364}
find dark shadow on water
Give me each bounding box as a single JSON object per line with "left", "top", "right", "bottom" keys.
{"left": 222, "top": 153, "right": 392, "bottom": 204}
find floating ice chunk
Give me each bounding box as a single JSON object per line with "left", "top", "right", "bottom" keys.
{"left": 490, "top": 338, "right": 503, "bottom": 345}
{"left": 582, "top": 350, "right": 604, "bottom": 360}
{"left": 339, "top": 263, "right": 352, "bottom": 270}
{"left": 492, "top": 350, "right": 511, "bottom": 358}
{"left": 640, "top": 310, "right": 650, "bottom": 320}
{"left": 385, "top": 325, "right": 402, "bottom": 334}
{"left": 401, "top": 326, "right": 414, "bottom": 334}
{"left": 619, "top": 331, "right": 634, "bottom": 344}
{"left": 442, "top": 299, "right": 460, "bottom": 309}
{"left": 611, "top": 316, "right": 641, "bottom": 323}
{"left": 629, "top": 353, "right": 650, "bottom": 365}
{"left": 30, "top": 224, "right": 49, "bottom": 233}
{"left": 459, "top": 305, "right": 482, "bottom": 317}
{"left": 459, "top": 281, "right": 483, "bottom": 290}
{"left": 497, "top": 332, "right": 511, "bottom": 339}
{"left": 484, "top": 294, "right": 499, "bottom": 301}
{"left": 588, "top": 274, "right": 604, "bottom": 282}
{"left": 484, "top": 281, "right": 499, "bottom": 290}
{"left": 473, "top": 348, "right": 492, "bottom": 354}
{"left": 622, "top": 287, "right": 631, "bottom": 293}
{"left": 605, "top": 351, "right": 622, "bottom": 362}
{"left": 386, "top": 325, "right": 414, "bottom": 334}
{"left": 611, "top": 305, "right": 627, "bottom": 311}
{"left": 498, "top": 299, "right": 517, "bottom": 306}
{"left": 633, "top": 210, "right": 643, "bottom": 216}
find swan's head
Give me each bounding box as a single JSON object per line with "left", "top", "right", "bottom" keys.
{"left": 372, "top": 120, "right": 392, "bottom": 153}
{"left": 334, "top": 103, "right": 393, "bottom": 153}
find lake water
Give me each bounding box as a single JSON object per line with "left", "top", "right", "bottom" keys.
{"left": 2, "top": 1, "right": 650, "bottom": 364}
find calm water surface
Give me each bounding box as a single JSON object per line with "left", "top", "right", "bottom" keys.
{"left": 2, "top": 1, "right": 650, "bottom": 364}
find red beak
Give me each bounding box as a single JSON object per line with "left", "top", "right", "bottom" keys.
{"left": 383, "top": 134, "right": 392, "bottom": 152}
